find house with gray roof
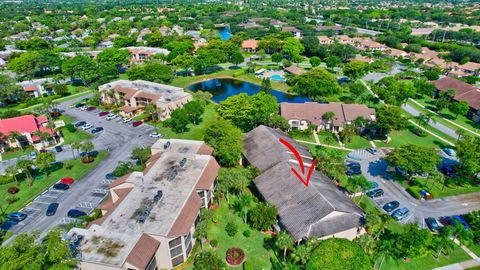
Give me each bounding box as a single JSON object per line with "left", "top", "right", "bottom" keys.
{"left": 243, "top": 125, "right": 365, "bottom": 241}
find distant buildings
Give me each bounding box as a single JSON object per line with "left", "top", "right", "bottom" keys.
{"left": 241, "top": 39, "right": 259, "bottom": 52}
{"left": 17, "top": 78, "right": 54, "bottom": 98}
{"left": 0, "top": 115, "right": 59, "bottom": 151}
{"left": 282, "top": 26, "right": 302, "bottom": 38}
{"left": 126, "top": 46, "right": 170, "bottom": 64}
{"left": 432, "top": 77, "right": 480, "bottom": 122}
{"left": 243, "top": 126, "right": 365, "bottom": 242}
{"left": 280, "top": 102, "right": 376, "bottom": 132}
{"left": 99, "top": 80, "right": 192, "bottom": 120}
{"left": 68, "top": 139, "right": 219, "bottom": 269}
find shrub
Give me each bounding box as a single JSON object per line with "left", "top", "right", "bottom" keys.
{"left": 225, "top": 221, "right": 238, "bottom": 237}
{"left": 233, "top": 70, "right": 245, "bottom": 77}
{"left": 243, "top": 230, "right": 251, "bottom": 238}
{"left": 65, "top": 123, "right": 76, "bottom": 133}
{"left": 7, "top": 186, "right": 19, "bottom": 194}
{"left": 406, "top": 186, "right": 422, "bottom": 199}
{"left": 65, "top": 164, "right": 73, "bottom": 170}
{"left": 0, "top": 175, "right": 14, "bottom": 185}
{"left": 243, "top": 261, "right": 254, "bottom": 270}
{"left": 210, "top": 239, "right": 218, "bottom": 247}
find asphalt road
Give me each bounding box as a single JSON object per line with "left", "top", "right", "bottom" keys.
{"left": 4, "top": 96, "right": 158, "bottom": 244}
{"left": 349, "top": 149, "right": 480, "bottom": 228}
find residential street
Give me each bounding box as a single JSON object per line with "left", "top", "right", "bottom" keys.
{"left": 351, "top": 149, "right": 480, "bottom": 227}
{"left": 3, "top": 96, "right": 158, "bottom": 244}
{"left": 402, "top": 103, "right": 458, "bottom": 139}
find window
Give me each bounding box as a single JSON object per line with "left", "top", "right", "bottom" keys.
{"left": 186, "top": 241, "right": 193, "bottom": 256}
{"left": 184, "top": 232, "right": 192, "bottom": 249}
{"left": 171, "top": 255, "right": 184, "bottom": 267}
{"left": 146, "top": 257, "right": 157, "bottom": 270}
{"left": 169, "top": 237, "right": 181, "bottom": 248}
{"left": 170, "top": 245, "right": 183, "bottom": 258}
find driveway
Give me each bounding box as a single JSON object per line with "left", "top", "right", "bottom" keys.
{"left": 4, "top": 96, "right": 158, "bottom": 243}
{"left": 349, "top": 149, "right": 480, "bottom": 227}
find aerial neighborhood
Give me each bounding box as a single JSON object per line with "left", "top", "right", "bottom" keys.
{"left": 0, "top": 0, "right": 479, "bottom": 270}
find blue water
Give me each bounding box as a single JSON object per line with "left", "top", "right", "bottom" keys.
{"left": 270, "top": 74, "right": 286, "bottom": 82}
{"left": 218, "top": 27, "right": 232, "bottom": 41}
{"left": 188, "top": 78, "right": 311, "bottom": 103}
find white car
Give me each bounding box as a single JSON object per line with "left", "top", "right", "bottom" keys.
{"left": 149, "top": 132, "right": 163, "bottom": 138}
{"left": 122, "top": 118, "right": 132, "bottom": 123}
{"left": 80, "top": 105, "right": 88, "bottom": 111}
{"left": 106, "top": 114, "right": 118, "bottom": 121}
{"left": 82, "top": 123, "right": 93, "bottom": 130}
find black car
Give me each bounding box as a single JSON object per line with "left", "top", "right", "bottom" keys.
{"left": 74, "top": 121, "right": 86, "bottom": 128}
{"left": 74, "top": 103, "right": 85, "bottom": 108}
{"left": 367, "top": 189, "right": 384, "bottom": 198}
{"left": 383, "top": 201, "right": 400, "bottom": 212}
{"left": 346, "top": 168, "right": 362, "bottom": 176}
{"left": 366, "top": 148, "right": 378, "bottom": 155}
{"left": 67, "top": 209, "right": 87, "bottom": 218}
{"left": 441, "top": 166, "right": 457, "bottom": 178}
{"left": 54, "top": 146, "right": 63, "bottom": 152}
{"left": 347, "top": 162, "right": 361, "bottom": 169}
{"left": 46, "top": 203, "right": 59, "bottom": 216}
{"left": 105, "top": 173, "right": 117, "bottom": 180}
{"left": 91, "top": 127, "right": 104, "bottom": 134}
{"left": 425, "top": 217, "right": 440, "bottom": 232}
{"left": 52, "top": 183, "right": 70, "bottom": 190}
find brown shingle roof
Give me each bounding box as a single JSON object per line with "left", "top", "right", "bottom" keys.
{"left": 110, "top": 173, "right": 132, "bottom": 188}
{"left": 284, "top": 66, "right": 305, "bottom": 75}
{"left": 135, "top": 91, "right": 160, "bottom": 102}
{"left": 115, "top": 86, "right": 137, "bottom": 99}
{"left": 458, "top": 62, "right": 480, "bottom": 72}
{"left": 196, "top": 143, "right": 214, "bottom": 155}
{"left": 433, "top": 77, "right": 480, "bottom": 110}
{"left": 196, "top": 157, "right": 220, "bottom": 190}
{"left": 119, "top": 105, "right": 139, "bottom": 113}
{"left": 126, "top": 234, "right": 160, "bottom": 270}
{"left": 168, "top": 192, "right": 202, "bottom": 237}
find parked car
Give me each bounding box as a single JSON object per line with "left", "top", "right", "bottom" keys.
{"left": 439, "top": 216, "right": 453, "bottom": 226}
{"left": 442, "top": 148, "right": 456, "bottom": 157}
{"left": 366, "top": 148, "right": 378, "bottom": 155}
{"left": 80, "top": 150, "right": 99, "bottom": 158}
{"left": 46, "top": 203, "right": 59, "bottom": 216}
{"left": 55, "top": 145, "right": 63, "bottom": 152}
{"left": 132, "top": 121, "right": 143, "bottom": 127}
{"left": 346, "top": 162, "right": 361, "bottom": 169}
{"left": 67, "top": 209, "right": 87, "bottom": 218}
{"left": 99, "top": 111, "right": 109, "bottom": 117}
{"left": 81, "top": 123, "right": 93, "bottom": 130}
{"left": 91, "top": 127, "right": 104, "bottom": 134}
{"left": 74, "top": 103, "right": 85, "bottom": 108}
{"left": 383, "top": 201, "right": 400, "bottom": 212}
{"left": 106, "top": 114, "right": 118, "bottom": 121}
{"left": 30, "top": 152, "right": 37, "bottom": 159}
{"left": 452, "top": 215, "right": 470, "bottom": 229}
{"left": 74, "top": 121, "right": 86, "bottom": 128}
{"left": 1, "top": 219, "right": 18, "bottom": 231}
{"left": 441, "top": 166, "right": 457, "bottom": 178}
{"left": 395, "top": 166, "right": 406, "bottom": 176}
{"left": 346, "top": 168, "right": 362, "bottom": 176}
{"left": 80, "top": 105, "right": 88, "bottom": 111}
{"left": 86, "top": 106, "right": 96, "bottom": 111}
{"left": 425, "top": 217, "right": 440, "bottom": 232}
{"left": 149, "top": 132, "right": 163, "bottom": 138}
{"left": 105, "top": 173, "right": 117, "bottom": 180}
{"left": 391, "top": 207, "right": 410, "bottom": 220}
{"left": 122, "top": 117, "right": 132, "bottom": 123}
{"left": 366, "top": 189, "right": 384, "bottom": 198}
{"left": 59, "top": 177, "right": 74, "bottom": 185}
{"left": 6, "top": 212, "right": 27, "bottom": 222}
{"left": 52, "top": 183, "right": 70, "bottom": 190}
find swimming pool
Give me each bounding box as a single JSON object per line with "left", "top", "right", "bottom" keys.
{"left": 270, "top": 74, "right": 286, "bottom": 82}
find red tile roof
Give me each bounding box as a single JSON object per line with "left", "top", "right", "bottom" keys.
{"left": 0, "top": 115, "right": 55, "bottom": 137}
{"left": 126, "top": 234, "right": 160, "bottom": 270}
{"left": 241, "top": 39, "right": 258, "bottom": 50}
{"left": 23, "top": 85, "right": 37, "bottom": 92}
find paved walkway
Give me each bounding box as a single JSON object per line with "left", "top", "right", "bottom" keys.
{"left": 403, "top": 103, "right": 458, "bottom": 139}
{"left": 409, "top": 98, "right": 480, "bottom": 138}
{"left": 296, "top": 139, "right": 354, "bottom": 151}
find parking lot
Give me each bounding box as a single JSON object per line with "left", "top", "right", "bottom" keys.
{"left": 4, "top": 97, "right": 159, "bottom": 242}
{"left": 346, "top": 148, "right": 480, "bottom": 229}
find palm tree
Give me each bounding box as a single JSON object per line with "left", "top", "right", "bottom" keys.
{"left": 233, "top": 193, "right": 253, "bottom": 224}
{"left": 455, "top": 129, "right": 466, "bottom": 141}
{"left": 71, "top": 142, "right": 82, "bottom": 159}
{"left": 322, "top": 111, "right": 336, "bottom": 130}
{"left": 276, "top": 231, "right": 294, "bottom": 261}
{"left": 5, "top": 165, "right": 19, "bottom": 186}
{"left": 144, "top": 103, "right": 159, "bottom": 122}
{"left": 32, "top": 131, "right": 51, "bottom": 148}
{"left": 16, "top": 159, "right": 34, "bottom": 186}
{"left": 80, "top": 141, "right": 94, "bottom": 162}
{"left": 8, "top": 131, "right": 23, "bottom": 150}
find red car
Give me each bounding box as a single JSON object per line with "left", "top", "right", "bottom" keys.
{"left": 59, "top": 177, "right": 74, "bottom": 185}
{"left": 86, "top": 106, "right": 96, "bottom": 111}
{"left": 132, "top": 121, "right": 143, "bottom": 127}
{"left": 99, "top": 111, "right": 109, "bottom": 117}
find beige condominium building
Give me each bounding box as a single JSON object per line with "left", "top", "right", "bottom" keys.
{"left": 99, "top": 80, "right": 192, "bottom": 120}
{"left": 68, "top": 139, "right": 220, "bottom": 270}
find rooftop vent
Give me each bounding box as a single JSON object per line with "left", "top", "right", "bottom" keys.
{"left": 180, "top": 158, "right": 187, "bottom": 168}
{"left": 154, "top": 190, "right": 163, "bottom": 203}
{"left": 164, "top": 141, "right": 171, "bottom": 150}
{"left": 178, "top": 147, "right": 189, "bottom": 153}
{"left": 168, "top": 167, "right": 178, "bottom": 181}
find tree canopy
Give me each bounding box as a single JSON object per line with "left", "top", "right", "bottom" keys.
{"left": 204, "top": 118, "right": 243, "bottom": 167}
{"left": 289, "top": 67, "right": 342, "bottom": 100}
{"left": 385, "top": 144, "right": 441, "bottom": 174}
{"left": 306, "top": 238, "right": 371, "bottom": 270}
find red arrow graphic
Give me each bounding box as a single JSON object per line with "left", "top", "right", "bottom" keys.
{"left": 279, "top": 138, "right": 317, "bottom": 187}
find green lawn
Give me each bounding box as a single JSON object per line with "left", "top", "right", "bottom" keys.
{"left": 317, "top": 131, "right": 340, "bottom": 146}
{"left": 415, "top": 97, "right": 480, "bottom": 133}
{"left": 375, "top": 128, "right": 451, "bottom": 149}
{"left": 398, "top": 176, "right": 480, "bottom": 198}
{"left": 58, "top": 115, "right": 93, "bottom": 145}
{"left": 467, "top": 243, "right": 480, "bottom": 257}
{"left": 2, "top": 146, "right": 34, "bottom": 161}
{"left": 205, "top": 198, "right": 277, "bottom": 269}
{"left": 382, "top": 244, "right": 471, "bottom": 270}
{"left": 344, "top": 135, "right": 371, "bottom": 149}
{"left": 0, "top": 151, "right": 108, "bottom": 213}
{"left": 149, "top": 102, "right": 218, "bottom": 140}
{"left": 290, "top": 130, "right": 316, "bottom": 143}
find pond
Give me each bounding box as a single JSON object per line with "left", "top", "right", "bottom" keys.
{"left": 188, "top": 78, "right": 311, "bottom": 103}
{"left": 218, "top": 27, "right": 232, "bottom": 41}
